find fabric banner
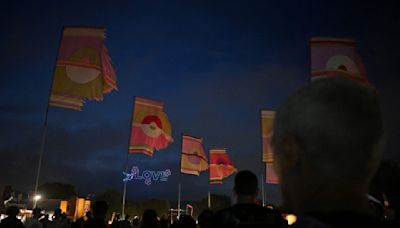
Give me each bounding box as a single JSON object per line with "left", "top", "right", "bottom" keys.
{"left": 261, "top": 111, "right": 275, "bottom": 162}
{"left": 49, "top": 27, "right": 117, "bottom": 110}
{"left": 310, "top": 37, "right": 367, "bottom": 82}
{"left": 266, "top": 162, "right": 279, "bottom": 184}
{"left": 181, "top": 135, "right": 208, "bottom": 176}
{"left": 209, "top": 148, "right": 237, "bottom": 184}
{"left": 129, "top": 97, "right": 173, "bottom": 156}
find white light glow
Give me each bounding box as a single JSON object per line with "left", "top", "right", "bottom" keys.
{"left": 285, "top": 214, "right": 297, "bottom": 225}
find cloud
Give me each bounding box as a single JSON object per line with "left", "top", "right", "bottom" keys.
{"left": 0, "top": 109, "right": 128, "bottom": 195}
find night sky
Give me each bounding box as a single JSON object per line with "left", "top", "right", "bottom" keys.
{"left": 1, "top": 1, "right": 399, "bottom": 205}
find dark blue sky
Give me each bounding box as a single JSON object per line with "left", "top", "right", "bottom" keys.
{"left": 1, "top": 0, "right": 399, "bottom": 204}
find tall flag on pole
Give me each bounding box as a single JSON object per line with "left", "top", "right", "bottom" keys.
{"left": 181, "top": 135, "right": 208, "bottom": 176}
{"left": 261, "top": 111, "right": 275, "bottom": 163}
{"left": 310, "top": 37, "right": 368, "bottom": 83}
{"left": 129, "top": 97, "right": 173, "bottom": 156}
{"left": 209, "top": 148, "right": 237, "bottom": 184}
{"left": 261, "top": 111, "right": 279, "bottom": 184}
{"left": 49, "top": 27, "right": 117, "bottom": 110}
{"left": 266, "top": 163, "right": 279, "bottom": 184}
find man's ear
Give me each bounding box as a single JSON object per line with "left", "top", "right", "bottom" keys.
{"left": 274, "top": 134, "right": 302, "bottom": 176}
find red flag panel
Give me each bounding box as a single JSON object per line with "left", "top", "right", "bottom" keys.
{"left": 209, "top": 148, "right": 237, "bottom": 184}
{"left": 181, "top": 135, "right": 208, "bottom": 176}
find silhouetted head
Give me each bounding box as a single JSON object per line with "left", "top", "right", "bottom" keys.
{"left": 177, "top": 215, "right": 195, "bottom": 228}
{"left": 198, "top": 209, "right": 214, "bottom": 228}
{"left": 6, "top": 206, "right": 20, "bottom": 217}
{"left": 132, "top": 217, "right": 139, "bottom": 225}
{"left": 85, "top": 211, "right": 92, "bottom": 218}
{"left": 234, "top": 170, "right": 258, "bottom": 197}
{"left": 141, "top": 209, "right": 158, "bottom": 228}
{"left": 92, "top": 200, "right": 108, "bottom": 219}
{"left": 32, "top": 207, "right": 42, "bottom": 218}
{"left": 272, "top": 77, "right": 383, "bottom": 212}
{"left": 53, "top": 208, "right": 62, "bottom": 219}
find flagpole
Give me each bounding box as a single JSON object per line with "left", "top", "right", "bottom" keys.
{"left": 259, "top": 110, "right": 264, "bottom": 207}
{"left": 122, "top": 99, "right": 135, "bottom": 218}
{"left": 261, "top": 174, "right": 265, "bottom": 206}
{"left": 121, "top": 179, "right": 128, "bottom": 218}
{"left": 33, "top": 107, "right": 50, "bottom": 208}
{"left": 259, "top": 110, "right": 268, "bottom": 207}
{"left": 33, "top": 28, "right": 65, "bottom": 208}
{"left": 207, "top": 147, "right": 211, "bottom": 209}
{"left": 177, "top": 134, "right": 183, "bottom": 219}
{"left": 177, "top": 183, "right": 181, "bottom": 218}
{"left": 121, "top": 151, "right": 130, "bottom": 218}
{"left": 208, "top": 189, "right": 211, "bottom": 208}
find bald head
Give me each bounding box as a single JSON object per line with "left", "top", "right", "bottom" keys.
{"left": 272, "top": 77, "right": 383, "bottom": 182}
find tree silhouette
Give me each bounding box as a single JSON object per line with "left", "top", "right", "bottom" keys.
{"left": 38, "top": 182, "right": 76, "bottom": 199}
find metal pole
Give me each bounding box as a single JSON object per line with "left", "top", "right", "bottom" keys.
{"left": 261, "top": 174, "right": 265, "bottom": 206}
{"left": 121, "top": 144, "right": 130, "bottom": 218}
{"left": 121, "top": 181, "right": 127, "bottom": 218}
{"left": 33, "top": 121, "right": 48, "bottom": 209}
{"left": 33, "top": 28, "right": 64, "bottom": 206}
{"left": 122, "top": 99, "right": 135, "bottom": 218}
{"left": 177, "top": 184, "right": 181, "bottom": 218}
{"left": 208, "top": 190, "right": 211, "bottom": 208}
{"left": 169, "top": 209, "right": 173, "bottom": 224}
{"left": 259, "top": 110, "right": 266, "bottom": 207}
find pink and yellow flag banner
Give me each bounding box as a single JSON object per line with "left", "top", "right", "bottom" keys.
{"left": 261, "top": 111, "right": 275, "bottom": 163}
{"left": 266, "top": 162, "right": 279, "bottom": 184}
{"left": 209, "top": 148, "right": 237, "bottom": 184}
{"left": 310, "top": 37, "right": 367, "bottom": 82}
{"left": 49, "top": 27, "right": 117, "bottom": 110}
{"left": 181, "top": 135, "right": 208, "bottom": 176}
{"left": 129, "top": 97, "right": 173, "bottom": 156}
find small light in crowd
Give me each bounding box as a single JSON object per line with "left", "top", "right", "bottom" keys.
{"left": 285, "top": 214, "right": 297, "bottom": 226}
{"left": 33, "top": 194, "right": 42, "bottom": 208}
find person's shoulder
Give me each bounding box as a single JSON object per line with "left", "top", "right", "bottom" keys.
{"left": 83, "top": 219, "right": 106, "bottom": 228}
{"left": 26, "top": 219, "right": 43, "bottom": 228}
{"left": 231, "top": 203, "right": 281, "bottom": 217}
{"left": 213, "top": 204, "right": 286, "bottom": 227}
{"left": 0, "top": 217, "right": 12, "bottom": 224}
{"left": 213, "top": 206, "right": 239, "bottom": 226}
{"left": 295, "top": 212, "right": 398, "bottom": 228}
{"left": 1, "top": 217, "right": 24, "bottom": 226}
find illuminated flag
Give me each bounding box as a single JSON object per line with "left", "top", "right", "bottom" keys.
{"left": 310, "top": 37, "right": 367, "bottom": 82}
{"left": 266, "top": 162, "right": 279, "bottom": 184}
{"left": 209, "top": 148, "right": 237, "bottom": 184}
{"left": 181, "top": 135, "right": 208, "bottom": 176}
{"left": 49, "top": 27, "right": 117, "bottom": 110}
{"left": 261, "top": 111, "right": 279, "bottom": 184}
{"left": 129, "top": 97, "right": 173, "bottom": 156}
{"left": 261, "top": 111, "right": 275, "bottom": 163}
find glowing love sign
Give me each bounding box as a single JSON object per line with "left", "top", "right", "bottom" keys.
{"left": 123, "top": 166, "right": 171, "bottom": 186}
